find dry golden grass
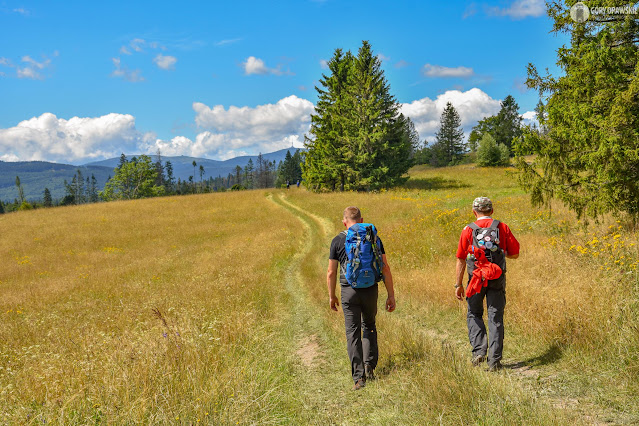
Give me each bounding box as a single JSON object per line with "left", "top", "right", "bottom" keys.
{"left": 0, "top": 192, "right": 303, "bottom": 423}
{"left": 2, "top": 164, "right": 636, "bottom": 423}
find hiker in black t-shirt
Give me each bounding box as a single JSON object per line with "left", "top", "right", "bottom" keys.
{"left": 327, "top": 206, "right": 396, "bottom": 390}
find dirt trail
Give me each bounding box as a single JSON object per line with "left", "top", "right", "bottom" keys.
{"left": 269, "top": 192, "right": 621, "bottom": 425}
{"left": 266, "top": 193, "right": 352, "bottom": 416}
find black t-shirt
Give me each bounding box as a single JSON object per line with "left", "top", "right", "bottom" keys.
{"left": 329, "top": 231, "right": 385, "bottom": 286}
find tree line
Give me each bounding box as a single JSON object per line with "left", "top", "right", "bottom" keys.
{"left": 411, "top": 95, "right": 522, "bottom": 168}
{"left": 1, "top": 149, "right": 304, "bottom": 212}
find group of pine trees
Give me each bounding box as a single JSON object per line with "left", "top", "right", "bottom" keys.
{"left": 303, "top": 41, "right": 418, "bottom": 191}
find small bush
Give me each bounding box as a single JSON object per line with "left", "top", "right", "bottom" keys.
{"left": 477, "top": 134, "right": 510, "bottom": 167}
{"left": 18, "top": 201, "right": 34, "bottom": 211}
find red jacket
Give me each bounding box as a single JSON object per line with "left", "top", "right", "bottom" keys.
{"left": 465, "top": 247, "right": 502, "bottom": 298}
{"left": 456, "top": 217, "right": 519, "bottom": 259}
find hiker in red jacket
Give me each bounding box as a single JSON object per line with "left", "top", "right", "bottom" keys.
{"left": 455, "top": 197, "right": 519, "bottom": 371}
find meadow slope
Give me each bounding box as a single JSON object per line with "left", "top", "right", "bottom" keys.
{"left": 1, "top": 165, "right": 637, "bottom": 424}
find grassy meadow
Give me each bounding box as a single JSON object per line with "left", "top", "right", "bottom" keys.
{"left": 1, "top": 164, "right": 638, "bottom": 424}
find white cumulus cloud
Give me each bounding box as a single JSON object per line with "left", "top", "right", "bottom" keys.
{"left": 243, "top": 56, "right": 269, "bottom": 75}
{"left": 141, "top": 95, "right": 314, "bottom": 159}
{"left": 400, "top": 88, "right": 502, "bottom": 143}
{"left": 521, "top": 110, "right": 538, "bottom": 126}
{"left": 153, "top": 54, "right": 177, "bottom": 70}
{"left": 422, "top": 64, "right": 474, "bottom": 78}
{"left": 0, "top": 112, "right": 148, "bottom": 163}
{"left": 486, "top": 0, "right": 545, "bottom": 19}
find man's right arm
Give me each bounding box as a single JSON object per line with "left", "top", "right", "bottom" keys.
{"left": 327, "top": 259, "right": 339, "bottom": 311}
{"left": 381, "top": 254, "right": 396, "bottom": 312}
{"left": 455, "top": 257, "right": 466, "bottom": 300}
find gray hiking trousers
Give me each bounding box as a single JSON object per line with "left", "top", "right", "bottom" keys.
{"left": 466, "top": 281, "right": 506, "bottom": 367}
{"left": 341, "top": 284, "right": 378, "bottom": 382}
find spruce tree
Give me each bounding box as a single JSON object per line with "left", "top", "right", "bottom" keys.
{"left": 244, "top": 159, "right": 254, "bottom": 189}
{"left": 165, "top": 161, "right": 175, "bottom": 193}
{"left": 0, "top": 200, "right": 4, "bottom": 214}
{"left": 516, "top": 1, "right": 639, "bottom": 220}
{"left": 494, "top": 95, "right": 522, "bottom": 151}
{"left": 74, "top": 170, "right": 86, "bottom": 204}
{"left": 304, "top": 48, "right": 353, "bottom": 191}
{"left": 291, "top": 150, "right": 303, "bottom": 183}
{"left": 117, "top": 153, "right": 128, "bottom": 170}
{"left": 303, "top": 41, "right": 412, "bottom": 191}
{"left": 154, "top": 149, "right": 165, "bottom": 187}
{"left": 431, "top": 102, "right": 465, "bottom": 166}
{"left": 43, "top": 188, "right": 53, "bottom": 207}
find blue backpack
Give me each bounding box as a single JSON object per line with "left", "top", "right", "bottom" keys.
{"left": 344, "top": 223, "right": 385, "bottom": 288}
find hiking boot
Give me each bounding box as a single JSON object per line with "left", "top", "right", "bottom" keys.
{"left": 471, "top": 354, "right": 486, "bottom": 367}
{"left": 487, "top": 361, "right": 503, "bottom": 372}
{"left": 365, "top": 364, "right": 376, "bottom": 381}
{"left": 352, "top": 378, "right": 366, "bottom": 391}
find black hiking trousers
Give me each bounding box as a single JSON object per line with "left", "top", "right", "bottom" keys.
{"left": 466, "top": 282, "right": 506, "bottom": 367}
{"left": 341, "top": 284, "right": 378, "bottom": 383}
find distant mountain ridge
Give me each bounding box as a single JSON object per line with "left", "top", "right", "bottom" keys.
{"left": 0, "top": 148, "right": 305, "bottom": 202}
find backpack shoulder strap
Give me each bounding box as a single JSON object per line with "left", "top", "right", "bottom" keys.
{"left": 489, "top": 219, "right": 500, "bottom": 231}
{"left": 467, "top": 223, "right": 481, "bottom": 231}
{"left": 340, "top": 230, "right": 347, "bottom": 236}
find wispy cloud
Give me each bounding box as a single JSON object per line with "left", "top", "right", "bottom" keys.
{"left": 215, "top": 38, "right": 242, "bottom": 46}
{"left": 463, "top": 3, "right": 478, "bottom": 19}
{"left": 377, "top": 53, "right": 390, "bottom": 62}
{"left": 319, "top": 59, "right": 328, "bottom": 69}
{"left": 14, "top": 52, "right": 58, "bottom": 80}
{"left": 394, "top": 60, "right": 410, "bottom": 69}
{"left": 485, "top": 0, "right": 545, "bottom": 20}
{"left": 243, "top": 56, "right": 293, "bottom": 76}
{"left": 113, "top": 38, "right": 176, "bottom": 79}
{"left": 130, "top": 38, "right": 147, "bottom": 52}
{"left": 421, "top": 64, "right": 474, "bottom": 79}
{"left": 12, "top": 7, "right": 30, "bottom": 16}
{"left": 111, "top": 57, "right": 144, "bottom": 82}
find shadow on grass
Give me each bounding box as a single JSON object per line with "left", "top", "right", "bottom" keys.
{"left": 504, "top": 342, "right": 565, "bottom": 370}
{"left": 404, "top": 176, "right": 470, "bottom": 191}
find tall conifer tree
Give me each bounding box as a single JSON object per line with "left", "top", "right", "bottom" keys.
{"left": 431, "top": 102, "right": 465, "bottom": 166}
{"left": 303, "top": 41, "right": 412, "bottom": 191}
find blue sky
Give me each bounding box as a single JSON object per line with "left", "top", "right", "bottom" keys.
{"left": 0, "top": 0, "right": 567, "bottom": 164}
